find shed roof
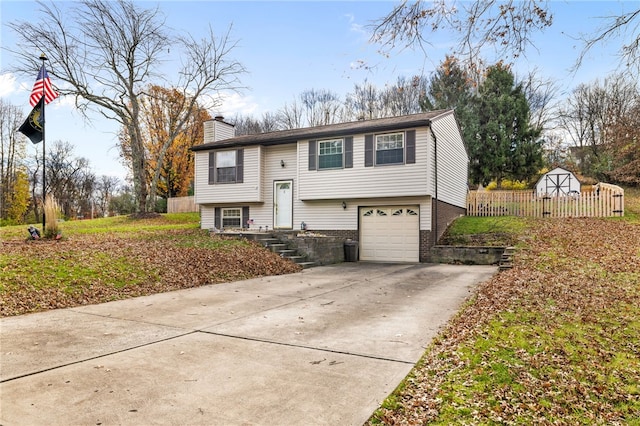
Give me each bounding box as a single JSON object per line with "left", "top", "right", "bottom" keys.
{"left": 191, "top": 109, "right": 453, "bottom": 151}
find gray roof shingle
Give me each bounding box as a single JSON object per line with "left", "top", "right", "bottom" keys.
{"left": 191, "top": 109, "right": 453, "bottom": 151}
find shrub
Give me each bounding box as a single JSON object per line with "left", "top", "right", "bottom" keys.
{"left": 43, "top": 195, "right": 62, "bottom": 239}
{"left": 486, "top": 179, "right": 530, "bottom": 190}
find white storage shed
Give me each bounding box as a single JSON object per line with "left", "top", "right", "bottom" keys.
{"left": 536, "top": 167, "right": 581, "bottom": 196}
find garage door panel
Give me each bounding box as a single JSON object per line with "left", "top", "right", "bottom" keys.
{"left": 360, "top": 206, "right": 419, "bottom": 262}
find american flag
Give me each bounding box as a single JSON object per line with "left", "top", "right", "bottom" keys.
{"left": 29, "top": 65, "right": 58, "bottom": 107}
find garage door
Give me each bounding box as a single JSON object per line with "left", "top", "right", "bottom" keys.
{"left": 359, "top": 206, "right": 419, "bottom": 262}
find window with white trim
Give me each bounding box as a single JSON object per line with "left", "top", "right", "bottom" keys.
{"left": 216, "top": 151, "right": 237, "bottom": 183}
{"left": 318, "top": 139, "right": 343, "bottom": 169}
{"left": 376, "top": 132, "right": 404, "bottom": 165}
{"left": 222, "top": 208, "right": 242, "bottom": 228}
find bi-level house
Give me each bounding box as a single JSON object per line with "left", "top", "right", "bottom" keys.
{"left": 191, "top": 110, "right": 468, "bottom": 263}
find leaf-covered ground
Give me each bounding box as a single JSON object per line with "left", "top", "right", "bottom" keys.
{"left": 369, "top": 217, "right": 640, "bottom": 424}
{"left": 1, "top": 228, "right": 300, "bottom": 317}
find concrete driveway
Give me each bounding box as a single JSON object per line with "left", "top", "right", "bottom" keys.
{"left": 0, "top": 263, "right": 495, "bottom": 425}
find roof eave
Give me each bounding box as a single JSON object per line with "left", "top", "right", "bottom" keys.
{"left": 191, "top": 110, "right": 452, "bottom": 152}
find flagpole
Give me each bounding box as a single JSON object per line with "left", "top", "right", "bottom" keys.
{"left": 40, "top": 53, "right": 47, "bottom": 233}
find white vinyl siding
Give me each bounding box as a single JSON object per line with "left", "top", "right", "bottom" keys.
{"left": 432, "top": 113, "right": 468, "bottom": 208}
{"left": 200, "top": 205, "right": 215, "bottom": 229}
{"left": 282, "top": 196, "right": 431, "bottom": 232}
{"left": 194, "top": 146, "right": 262, "bottom": 204}
{"left": 299, "top": 129, "right": 431, "bottom": 201}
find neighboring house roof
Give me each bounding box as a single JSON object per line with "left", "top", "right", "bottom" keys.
{"left": 191, "top": 109, "right": 453, "bottom": 151}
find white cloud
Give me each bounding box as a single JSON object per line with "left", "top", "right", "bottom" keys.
{"left": 0, "top": 73, "right": 17, "bottom": 97}
{"left": 217, "top": 92, "right": 260, "bottom": 117}
{"left": 345, "top": 12, "right": 370, "bottom": 39}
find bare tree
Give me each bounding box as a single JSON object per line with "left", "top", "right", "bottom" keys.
{"left": 0, "top": 99, "right": 28, "bottom": 221}
{"left": 299, "top": 89, "right": 344, "bottom": 127}
{"left": 8, "top": 0, "right": 245, "bottom": 213}
{"left": 559, "top": 73, "right": 639, "bottom": 177}
{"left": 576, "top": 8, "right": 640, "bottom": 72}
{"left": 519, "top": 68, "right": 560, "bottom": 132}
{"left": 95, "top": 175, "right": 120, "bottom": 217}
{"left": 344, "top": 81, "right": 381, "bottom": 121}
{"left": 370, "top": 0, "right": 553, "bottom": 67}
{"left": 233, "top": 112, "right": 281, "bottom": 136}
{"left": 606, "top": 100, "right": 640, "bottom": 184}
{"left": 277, "top": 99, "right": 305, "bottom": 130}
{"left": 46, "top": 141, "right": 95, "bottom": 218}
{"left": 379, "top": 75, "right": 429, "bottom": 117}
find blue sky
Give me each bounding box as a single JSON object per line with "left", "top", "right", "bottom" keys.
{"left": 0, "top": 1, "right": 636, "bottom": 180}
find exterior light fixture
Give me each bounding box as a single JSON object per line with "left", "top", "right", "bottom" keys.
{"left": 342, "top": 201, "right": 347, "bottom": 210}
{"left": 280, "top": 160, "right": 285, "bottom": 168}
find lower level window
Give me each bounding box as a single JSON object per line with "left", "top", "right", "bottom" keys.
{"left": 222, "top": 208, "right": 241, "bottom": 228}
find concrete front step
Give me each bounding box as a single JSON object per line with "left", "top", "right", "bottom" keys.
{"left": 259, "top": 238, "right": 315, "bottom": 268}
{"left": 499, "top": 246, "right": 516, "bottom": 270}
{"left": 258, "top": 238, "right": 281, "bottom": 247}
{"left": 267, "top": 243, "right": 288, "bottom": 253}
{"left": 237, "top": 233, "right": 317, "bottom": 269}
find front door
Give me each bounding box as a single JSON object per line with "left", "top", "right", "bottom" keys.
{"left": 274, "top": 180, "right": 293, "bottom": 229}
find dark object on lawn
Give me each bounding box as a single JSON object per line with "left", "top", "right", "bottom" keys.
{"left": 28, "top": 226, "right": 41, "bottom": 239}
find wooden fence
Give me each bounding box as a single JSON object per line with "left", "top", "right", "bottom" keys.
{"left": 467, "top": 183, "right": 624, "bottom": 218}
{"left": 167, "top": 196, "right": 199, "bottom": 213}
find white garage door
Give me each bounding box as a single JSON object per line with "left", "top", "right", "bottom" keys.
{"left": 359, "top": 206, "right": 420, "bottom": 262}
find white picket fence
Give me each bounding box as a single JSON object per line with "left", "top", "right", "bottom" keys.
{"left": 467, "top": 183, "right": 624, "bottom": 218}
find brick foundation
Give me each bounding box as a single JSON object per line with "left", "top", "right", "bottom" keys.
{"left": 422, "top": 199, "right": 466, "bottom": 262}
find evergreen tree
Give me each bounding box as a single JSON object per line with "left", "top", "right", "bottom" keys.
{"left": 422, "top": 56, "right": 475, "bottom": 151}
{"left": 470, "top": 63, "right": 543, "bottom": 186}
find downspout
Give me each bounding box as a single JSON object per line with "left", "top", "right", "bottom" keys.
{"left": 430, "top": 124, "right": 438, "bottom": 247}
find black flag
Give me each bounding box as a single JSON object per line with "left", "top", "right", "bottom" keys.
{"left": 18, "top": 97, "right": 44, "bottom": 144}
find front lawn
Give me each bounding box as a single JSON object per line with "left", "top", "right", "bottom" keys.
{"left": 0, "top": 213, "right": 300, "bottom": 316}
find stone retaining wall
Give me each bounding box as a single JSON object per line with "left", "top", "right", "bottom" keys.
{"left": 277, "top": 233, "right": 345, "bottom": 265}
{"left": 428, "top": 246, "right": 506, "bottom": 265}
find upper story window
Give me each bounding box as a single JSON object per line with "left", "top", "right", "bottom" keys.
{"left": 318, "top": 139, "right": 343, "bottom": 169}
{"left": 216, "top": 151, "right": 237, "bottom": 182}
{"left": 364, "top": 130, "right": 415, "bottom": 167}
{"left": 376, "top": 133, "right": 404, "bottom": 165}
{"left": 308, "top": 137, "right": 353, "bottom": 171}
{"left": 209, "top": 149, "right": 244, "bottom": 184}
